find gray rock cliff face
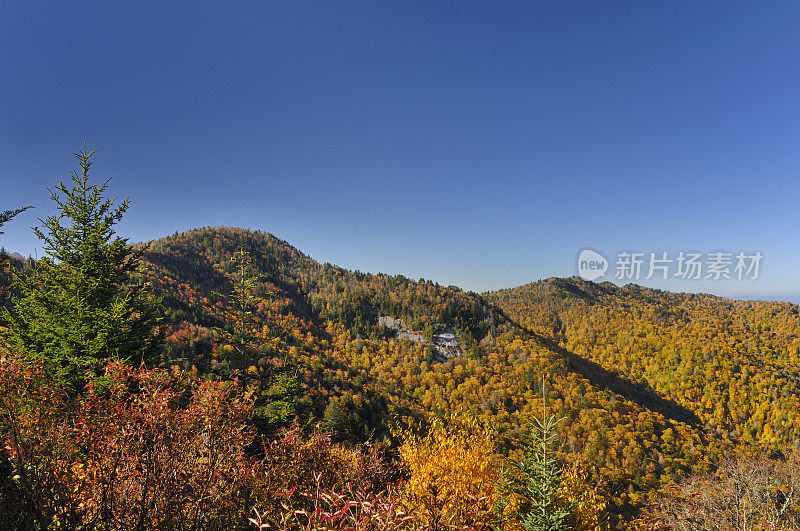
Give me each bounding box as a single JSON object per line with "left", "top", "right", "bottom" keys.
{"left": 377, "top": 316, "right": 461, "bottom": 361}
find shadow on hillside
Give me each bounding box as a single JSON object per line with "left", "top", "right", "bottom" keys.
{"left": 485, "top": 302, "right": 702, "bottom": 427}
{"left": 535, "top": 334, "right": 701, "bottom": 427}
{"left": 144, "top": 243, "right": 232, "bottom": 295}
{"left": 144, "top": 241, "right": 322, "bottom": 330}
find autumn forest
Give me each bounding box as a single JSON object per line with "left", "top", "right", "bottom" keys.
{"left": 2, "top": 151, "right": 800, "bottom": 530}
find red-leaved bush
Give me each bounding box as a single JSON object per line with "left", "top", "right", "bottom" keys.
{"left": 0, "top": 352, "right": 503, "bottom": 530}
{"left": 0, "top": 354, "right": 416, "bottom": 530}
{"left": 0, "top": 355, "right": 257, "bottom": 529}
{"left": 250, "top": 423, "right": 413, "bottom": 529}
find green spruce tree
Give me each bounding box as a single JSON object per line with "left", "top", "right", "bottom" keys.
{"left": 495, "top": 380, "right": 573, "bottom": 531}
{"left": 213, "top": 248, "right": 299, "bottom": 434}
{"left": 215, "top": 248, "right": 261, "bottom": 355}
{"left": 4, "top": 145, "right": 161, "bottom": 390}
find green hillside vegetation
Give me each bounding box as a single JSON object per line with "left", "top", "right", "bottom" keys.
{"left": 6, "top": 223, "right": 800, "bottom": 528}
{"left": 3, "top": 153, "right": 800, "bottom": 528}
{"left": 134, "top": 228, "right": 732, "bottom": 517}
{"left": 488, "top": 278, "right": 800, "bottom": 449}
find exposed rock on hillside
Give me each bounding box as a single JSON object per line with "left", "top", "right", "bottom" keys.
{"left": 378, "top": 316, "right": 462, "bottom": 360}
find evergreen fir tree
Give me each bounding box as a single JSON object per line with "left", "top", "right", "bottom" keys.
{"left": 215, "top": 248, "right": 261, "bottom": 354}
{"left": 495, "top": 380, "right": 573, "bottom": 531}
{"left": 4, "top": 145, "right": 161, "bottom": 390}
{"left": 213, "top": 248, "right": 300, "bottom": 434}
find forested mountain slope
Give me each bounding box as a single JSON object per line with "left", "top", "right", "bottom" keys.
{"left": 6, "top": 226, "right": 799, "bottom": 523}
{"left": 132, "top": 227, "right": 744, "bottom": 517}
{"left": 6, "top": 226, "right": 798, "bottom": 524}
{"left": 487, "top": 277, "right": 800, "bottom": 451}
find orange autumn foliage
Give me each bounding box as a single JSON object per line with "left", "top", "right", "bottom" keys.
{"left": 399, "top": 418, "right": 499, "bottom": 529}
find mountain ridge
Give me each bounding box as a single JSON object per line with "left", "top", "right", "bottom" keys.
{"left": 5, "top": 225, "right": 799, "bottom": 523}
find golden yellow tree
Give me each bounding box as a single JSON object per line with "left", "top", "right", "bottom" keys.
{"left": 400, "top": 417, "right": 499, "bottom": 528}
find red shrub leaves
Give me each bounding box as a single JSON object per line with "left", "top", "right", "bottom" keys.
{"left": 0, "top": 356, "right": 256, "bottom": 529}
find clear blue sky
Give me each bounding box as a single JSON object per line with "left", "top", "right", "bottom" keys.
{"left": 2, "top": 2, "right": 798, "bottom": 301}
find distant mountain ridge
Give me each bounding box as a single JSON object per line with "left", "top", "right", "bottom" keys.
{"left": 133, "top": 228, "right": 800, "bottom": 458}
{"left": 4, "top": 226, "right": 799, "bottom": 523}
{"left": 488, "top": 276, "right": 800, "bottom": 445}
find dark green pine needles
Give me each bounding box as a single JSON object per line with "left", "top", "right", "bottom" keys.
{"left": 4, "top": 145, "right": 161, "bottom": 391}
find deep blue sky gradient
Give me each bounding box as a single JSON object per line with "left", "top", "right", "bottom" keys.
{"left": 2, "top": 2, "right": 799, "bottom": 301}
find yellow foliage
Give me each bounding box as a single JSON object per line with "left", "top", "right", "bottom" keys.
{"left": 561, "top": 462, "right": 609, "bottom": 531}
{"left": 399, "top": 418, "right": 499, "bottom": 528}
